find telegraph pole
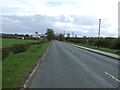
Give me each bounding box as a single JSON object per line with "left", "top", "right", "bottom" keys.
{"left": 98, "top": 19, "right": 101, "bottom": 38}
{"left": 64, "top": 31, "right": 65, "bottom": 41}
{"left": 64, "top": 31, "right": 65, "bottom": 36}
{"left": 72, "top": 32, "right": 74, "bottom": 38}
{"left": 98, "top": 19, "right": 101, "bottom": 48}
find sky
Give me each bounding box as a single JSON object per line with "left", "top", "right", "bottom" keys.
{"left": 0, "top": 0, "right": 119, "bottom": 37}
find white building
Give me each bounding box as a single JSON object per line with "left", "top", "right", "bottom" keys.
{"left": 32, "top": 32, "right": 41, "bottom": 39}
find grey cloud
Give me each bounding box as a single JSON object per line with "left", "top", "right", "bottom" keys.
{"left": 2, "top": 15, "right": 115, "bottom": 37}
{"left": 71, "top": 15, "right": 98, "bottom": 26}
{"left": 54, "top": 15, "right": 98, "bottom": 26}
{"left": 2, "top": 15, "right": 60, "bottom": 34}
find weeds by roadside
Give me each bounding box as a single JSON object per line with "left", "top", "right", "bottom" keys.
{"left": 2, "top": 41, "right": 51, "bottom": 88}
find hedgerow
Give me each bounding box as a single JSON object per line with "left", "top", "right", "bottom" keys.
{"left": 2, "top": 41, "right": 45, "bottom": 59}
{"left": 66, "top": 38, "right": 120, "bottom": 50}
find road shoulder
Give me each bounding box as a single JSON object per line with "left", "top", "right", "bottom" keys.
{"left": 66, "top": 43, "right": 120, "bottom": 60}
{"left": 22, "top": 42, "right": 52, "bottom": 88}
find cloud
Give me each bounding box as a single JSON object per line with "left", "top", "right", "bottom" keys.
{"left": 1, "top": 0, "right": 119, "bottom": 16}
{"left": 2, "top": 15, "right": 118, "bottom": 37}
{"left": 0, "top": 0, "right": 118, "bottom": 37}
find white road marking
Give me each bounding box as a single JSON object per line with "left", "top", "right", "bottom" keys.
{"left": 105, "top": 72, "right": 120, "bottom": 83}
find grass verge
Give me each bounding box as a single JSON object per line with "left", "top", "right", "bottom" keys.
{"left": 0, "top": 38, "right": 2, "bottom": 48}
{"left": 2, "top": 41, "right": 51, "bottom": 88}
{"left": 64, "top": 41, "right": 120, "bottom": 55}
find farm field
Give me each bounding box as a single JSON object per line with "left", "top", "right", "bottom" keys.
{"left": 2, "top": 38, "right": 39, "bottom": 48}
{"left": 2, "top": 41, "right": 51, "bottom": 88}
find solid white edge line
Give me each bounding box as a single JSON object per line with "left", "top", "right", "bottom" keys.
{"left": 105, "top": 72, "right": 120, "bottom": 83}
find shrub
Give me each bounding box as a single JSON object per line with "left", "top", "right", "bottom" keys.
{"left": 2, "top": 47, "right": 12, "bottom": 59}
{"left": 88, "top": 38, "right": 94, "bottom": 45}
{"left": 2, "top": 41, "right": 42, "bottom": 60}
{"left": 67, "top": 38, "right": 120, "bottom": 50}
{"left": 111, "top": 38, "right": 120, "bottom": 49}
{"left": 67, "top": 38, "right": 87, "bottom": 44}
{"left": 102, "top": 39, "right": 114, "bottom": 48}
{"left": 12, "top": 43, "right": 30, "bottom": 54}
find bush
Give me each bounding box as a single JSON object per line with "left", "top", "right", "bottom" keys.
{"left": 12, "top": 43, "right": 30, "bottom": 54}
{"left": 94, "top": 38, "right": 105, "bottom": 47}
{"left": 100, "top": 39, "right": 112, "bottom": 48}
{"left": 2, "top": 47, "right": 12, "bottom": 59}
{"left": 67, "top": 38, "right": 120, "bottom": 50}
{"left": 111, "top": 38, "right": 120, "bottom": 49}
{"left": 2, "top": 41, "right": 42, "bottom": 60}
{"left": 88, "top": 37, "right": 94, "bottom": 45}
{"left": 67, "top": 38, "right": 87, "bottom": 44}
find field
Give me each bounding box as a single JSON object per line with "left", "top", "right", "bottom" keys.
{"left": 2, "top": 41, "right": 51, "bottom": 88}
{"left": 2, "top": 38, "right": 39, "bottom": 48}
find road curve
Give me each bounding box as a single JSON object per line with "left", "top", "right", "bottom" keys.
{"left": 28, "top": 41, "right": 119, "bottom": 88}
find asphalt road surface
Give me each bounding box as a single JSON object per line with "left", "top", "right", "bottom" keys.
{"left": 28, "top": 41, "right": 119, "bottom": 88}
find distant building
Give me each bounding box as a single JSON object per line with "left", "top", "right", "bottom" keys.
{"left": 32, "top": 32, "right": 41, "bottom": 39}
{"left": 22, "top": 37, "right": 25, "bottom": 40}
{"left": 16, "top": 37, "right": 25, "bottom": 40}
{"left": 41, "top": 34, "right": 47, "bottom": 40}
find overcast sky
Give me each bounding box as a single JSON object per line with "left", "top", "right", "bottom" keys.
{"left": 1, "top": 0, "right": 119, "bottom": 37}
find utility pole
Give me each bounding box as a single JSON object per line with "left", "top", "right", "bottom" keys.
{"left": 63, "top": 31, "right": 65, "bottom": 41}
{"left": 72, "top": 32, "right": 74, "bottom": 38}
{"left": 98, "top": 19, "right": 101, "bottom": 48}
{"left": 75, "top": 34, "right": 77, "bottom": 38}
{"left": 64, "top": 31, "right": 65, "bottom": 36}
{"left": 98, "top": 19, "right": 101, "bottom": 38}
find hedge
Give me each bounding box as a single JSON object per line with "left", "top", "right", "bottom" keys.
{"left": 111, "top": 38, "right": 120, "bottom": 49}
{"left": 66, "top": 38, "right": 120, "bottom": 50}
{"left": 2, "top": 41, "right": 44, "bottom": 60}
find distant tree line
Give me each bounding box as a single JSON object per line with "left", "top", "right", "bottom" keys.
{"left": 45, "top": 28, "right": 65, "bottom": 41}
{"left": 1, "top": 33, "right": 40, "bottom": 40}
{"left": 44, "top": 28, "right": 120, "bottom": 50}
{"left": 67, "top": 37, "right": 120, "bottom": 50}
{"left": 1, "top": 28, "right": 120, "bottom": 50}
{"left": 1, "top": 28, "right": 68, "bottom": 41}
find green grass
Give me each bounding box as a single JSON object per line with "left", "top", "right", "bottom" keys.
{"left": 2, "top": 38, "right": 39, "bottom": 48}
{"left": 0, "top": 38, "right": 2, "bottom": 89}
{"left": 65, "top": 41, "right": 120, "bottom": 55}
{"left": 0, "top": 60, "right": 1, "bottom": 90}
{"left": 0, "top": 38, "right": 2, "bottom": 48}
{"left": 2, "top": 41, "right": 51, "bottom": 88}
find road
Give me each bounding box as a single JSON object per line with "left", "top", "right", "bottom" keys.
{"left": 28, "top": 41, "right": 119, "bottom": 88}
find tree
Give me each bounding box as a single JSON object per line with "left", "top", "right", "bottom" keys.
{"left": 45, "top": 28, "right": 55, "bottom": 41}
{"left": 25, "top": 34, "right": 29, "bottom": 37}
{"left": 111, "top": 38, "right": 120, "bottom": 49}
{"left": 58, "top": 34, "right": 64, "bottom": 41}
{"left": 67, "top": 33, "right": 70, "bottom": 38}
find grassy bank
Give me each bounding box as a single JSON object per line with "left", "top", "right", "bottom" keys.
{"left": 0, "top": 38, "right": 2, "bottom": 48}
{"left": 2, "top": 38, "right": 39, "bottom": 48}
{"left": 2, "top": 41, "right": 51, "bottom": 88}
{"left": 65, "top": 41, "right": 120, "bottom": 55}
